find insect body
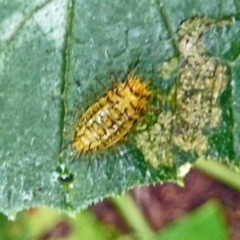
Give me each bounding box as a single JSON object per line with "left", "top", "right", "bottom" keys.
{"left": 71, "top": 73, "right": 151, "bottom": 156}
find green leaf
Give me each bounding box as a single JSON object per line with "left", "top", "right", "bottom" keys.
{"left": 153, "top": 201, "right": 229, "bottom": 240}
{"left": 203, "top": 22, "right": 240, "bottom": 162}
{"left": 0, "top": 0, "right": 239, "bottom": 216}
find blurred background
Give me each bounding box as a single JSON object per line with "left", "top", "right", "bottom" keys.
{"left": 1, "top": 165, "right": 239, "bottom": 240}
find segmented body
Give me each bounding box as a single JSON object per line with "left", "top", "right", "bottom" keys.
{"left": 71, "top": 73, "right": 151, "bottom": 154}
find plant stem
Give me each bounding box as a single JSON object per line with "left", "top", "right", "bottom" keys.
{"left": 194, "top": 158, "right": 240, "bottom": 191}
{"left": 111, "top": 193, "right": 154, "bottom": 240}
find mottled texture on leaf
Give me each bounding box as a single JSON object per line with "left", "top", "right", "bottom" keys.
{"left": 0, "top": 0, "right": 239, "bottom": 216}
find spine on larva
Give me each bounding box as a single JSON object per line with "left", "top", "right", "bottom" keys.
{"left": 71, "top": 74, "right": 151, "bottom": 154}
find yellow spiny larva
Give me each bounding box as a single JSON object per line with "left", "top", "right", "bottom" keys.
{"left": 71, "top": 73, "right": 151, "bottom": 156}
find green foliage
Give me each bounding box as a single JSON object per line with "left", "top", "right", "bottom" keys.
{"left": 153, "top": 201, "right": 228, "bottom": 240}
{"left": 0, "top": 207, "right": 122, "bottom": 240}
{"left": 0, "top": 198, "right": 229, "bottom": 240}
{"left": 0, "top": 0, "right": 239, "bottom": 216}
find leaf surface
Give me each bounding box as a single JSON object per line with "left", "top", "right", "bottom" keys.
{"left": 0, "top": 0, "right": 239, "bottom": 216}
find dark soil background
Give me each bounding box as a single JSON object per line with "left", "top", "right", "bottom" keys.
{"left": 92, "top": 169, "right": 240, "bottom": 240}
{"left": 40, "top": 169, "right": 240, "bottom": 240}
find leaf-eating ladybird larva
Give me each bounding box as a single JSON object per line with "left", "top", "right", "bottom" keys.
{"left": 70, "top": 73, "right": 151, "bottom": 157}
